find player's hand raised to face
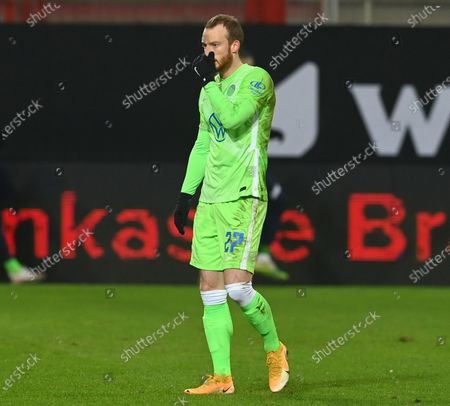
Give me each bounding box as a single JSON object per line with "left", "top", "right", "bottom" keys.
{"left": 193, "top": 52, "right": 217, "bottom": 86}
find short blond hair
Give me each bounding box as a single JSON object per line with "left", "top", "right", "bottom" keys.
{"left": 205, "top": 14, "right": 244, "bottom": 46}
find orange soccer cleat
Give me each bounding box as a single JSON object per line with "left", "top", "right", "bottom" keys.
{"left": 184, "top": 374, "right": 235, "bottom": 395}
{"left": 266, "top": 342, "right": 289, "bottom": 392}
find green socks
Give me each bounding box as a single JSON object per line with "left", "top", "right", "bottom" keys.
{"left": 242, "top": 291, "right": 280, "bottom": 353}
{"left": 203, "top": 303, "right": 233, "bottom": 376}
{"left": 201, "top": 289, "right": 279, "bottom": 376}
{"left": 4, "top": 258, "right": 22, "bottom": 275}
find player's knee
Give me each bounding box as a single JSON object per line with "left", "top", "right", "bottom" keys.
{"left": 225, "top": 281, "right": 256, "bottom": 307}
{"left": 199, "top": 279, "right": 222, "bottom": 292}
{"left": 200, "top": 289, "right": 228, "bottom": 306}
{"left": 199, "top": 271, "right": 223, "bottom": 292}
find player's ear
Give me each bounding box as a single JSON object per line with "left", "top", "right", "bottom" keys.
{"left": 231, "top": 40, "right": 240, "bottom": 54}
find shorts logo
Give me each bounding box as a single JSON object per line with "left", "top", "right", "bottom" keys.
{"left": 224, "top": 231, "right": 244, "bottom": 253}
{"left": 209, "top": 113, "right": 225, "bottom": 142}
{"left": 249, "top": 80, "right": 266, "bottom": 96}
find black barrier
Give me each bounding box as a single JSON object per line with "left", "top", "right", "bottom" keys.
{"left": 0, "top": 163, "right": 449, "bottom": 285}
{"left": 0, "top": 25, "right": 450, "bottom": 162}
{"left": 0, "top": 25, "right": 449, "bottom": 284}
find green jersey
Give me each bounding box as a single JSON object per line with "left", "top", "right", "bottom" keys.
{"left": 181, "top": 63, "right": 275, "bottom": 203}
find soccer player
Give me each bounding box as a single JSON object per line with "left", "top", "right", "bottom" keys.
{"left": 239, "top": 48, "right": 289, "bottom": 281}
{"left": 0, "top": 168, "right": 43, "bottom": 283}
{"left": 0, "top": 228, "right": 41, "bottom": 283}
{"left": 174, "top": 14, "right": 289, "bottom": 395}
{"left": 254, "top": 173, "right": 290, "bottom": 281}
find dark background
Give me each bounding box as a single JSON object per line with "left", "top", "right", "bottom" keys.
{"left": 1, "top": 25, "right": 449, "bottom": 284}
{"left": 1, "top": 25, "right": 449, "bottom": 162}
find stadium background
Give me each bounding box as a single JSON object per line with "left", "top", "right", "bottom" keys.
{"left": 1, "top": 2, "right": 450, "bottom": 406}
{"left": 1, "top": 0, "right": 449, "bottom": 285}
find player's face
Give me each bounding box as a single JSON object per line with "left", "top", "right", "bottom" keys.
{"left": 201, "top": 25, "right": 235, "bottom": 73}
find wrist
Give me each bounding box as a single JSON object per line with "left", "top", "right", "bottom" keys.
{"left": 178, "top": 192, "right": 193, "bottom": 203}
{"left": 202, "top": 73, "right": 216, "bottom": 86}
{"left": 203, "top": 79, "right": 216, "bottom": 89}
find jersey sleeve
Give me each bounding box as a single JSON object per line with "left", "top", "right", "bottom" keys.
{"left": 203, "top": 67, "right": 273, "bottom": 131}
{"left": 180, "top": 102, "right": 210, "bottom": 195}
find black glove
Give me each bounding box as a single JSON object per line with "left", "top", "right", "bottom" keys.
{"left": 173, "top": 193, "right": 193, "bottom": 235}
{"left": 193, "top": 52, "right": 217, "bottom": 86}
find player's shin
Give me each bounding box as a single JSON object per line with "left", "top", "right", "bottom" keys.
{"left": 226, "top": 282, "right": 280, "bottom": 353}
{"left": 201, "top": 290, "right": 233, "bottom": 376}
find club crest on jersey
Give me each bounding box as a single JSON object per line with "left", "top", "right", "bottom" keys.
{"left": 249, "top": 80, "right": 266, "bottom": 96}
{"left": 209, "top": 113, "right": 225, "bottom": 142}
{"left": 227, "top": 84, "right": 236, "bottom": 96}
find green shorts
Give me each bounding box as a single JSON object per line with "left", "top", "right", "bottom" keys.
{"left": 190, "top": 197, "right": 267, "bottom": 273}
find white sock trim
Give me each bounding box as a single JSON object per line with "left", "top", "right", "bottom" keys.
{"left": 200, "top": 289, "right": 228, "bottom": 306}
{"left": 225, "top": 281, "right": 256, "bottom": 307}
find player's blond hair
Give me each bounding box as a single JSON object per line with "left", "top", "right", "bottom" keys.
{"left": 205, "top": 14, "right": 244, "bottom": 46}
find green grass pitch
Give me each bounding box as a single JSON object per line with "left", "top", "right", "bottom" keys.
{"left": 0, "top": 284, "right": 449, "bottom": 405}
